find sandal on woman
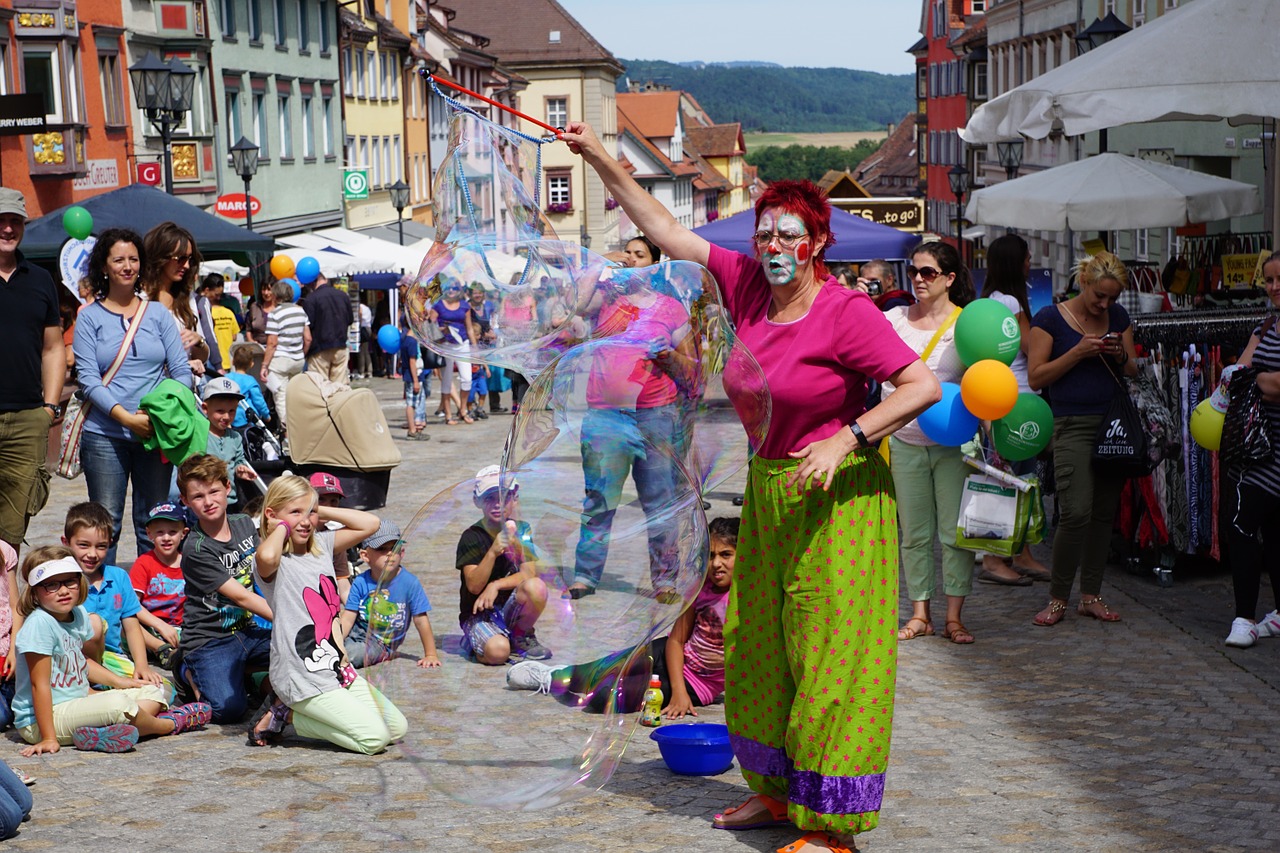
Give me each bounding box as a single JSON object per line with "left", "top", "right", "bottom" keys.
{"left": 897, "top": 617, "right": 933, "bottom": 640}
{"left": 777, "top": 832, "right": 858, "bottom": 853}
{"left": 444, "top": 418, "right": 459, "bottom": 426}
{"left": 1078, "top": 596, "right": 1121, "bottom": 622}
{"left": 942, "top": 620, "right": 974, "bottom": 644}
{"left": 246, "top": 696, "right": 290, "bottom": 747}
{"left": 462, "top": 414, "right": 475, "bottom": 424}
{"left": 712, "top": 793, "right": 789, "bottom": 831}
{"left": 1033, "top": 599, "right": 1068, "bottom": 627}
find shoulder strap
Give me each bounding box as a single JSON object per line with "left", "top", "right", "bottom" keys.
{"left": 102, "top": 302, "right": 148, "bottom": 387}
{"left": 1261, "top": 315, "right": 1278, "bottom": 338}
{"left": 920, "top": 306, "right": 962, "bottom": 364}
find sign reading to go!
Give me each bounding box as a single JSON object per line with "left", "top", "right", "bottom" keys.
{"left": 215, "top": 193, "right": 262, "bottom": 219}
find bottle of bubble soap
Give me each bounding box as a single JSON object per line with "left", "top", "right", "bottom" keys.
{"left": 639, "top": 675, "right": 664, "bottom": 727}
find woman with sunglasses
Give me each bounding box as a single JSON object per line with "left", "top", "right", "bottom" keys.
{"left": 141, "top": 222, "right": 213, "bottom": 379}
{"left": 563, "top": 121, "right": 939, "bottom": 853}
{"left": 883, "top": 242, "right": 978, "bottom": 645}
{"left": 1027, "top": 251, "right": 1137, "bottom": 626}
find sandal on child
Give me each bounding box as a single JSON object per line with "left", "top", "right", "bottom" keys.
{"left": 159, "top": 702, "right": 213, "bottom": 735}
{"left": 1033, "top": 599, "right": 1068, "bottom": 627}
{"left": 777, "top": 831, "right": 859, "bottom": 853}
{"left": 72, "top": 724, "right": 139, "bottom": 753}
{"left": 942, "top": 620, "right": 975, "bottom": 644}
{"left": 1078, "top": 596, "right": 1121, "bottom": 622}
{"left": 246, "top": 696, "right": 290, "bottom": 747}
{"left": 897, "top": 617, "right": 933, "bottom": 641}
{"left": 712, "top": 793, "right": 789, "bottom": 831}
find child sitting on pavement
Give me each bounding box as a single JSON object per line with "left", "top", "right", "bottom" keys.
{"left": 63, "top": 502, "right": 165, "bottom": 689}
{"left": 455, "top": 465, "right": 550, "bottom": 665}
{"left": 13, "top": 546, "right": 210, "bottom": 755}
{"left": 202, "top": 376, "right": 258, "bottom": 509}
{"left": 507, "top": 516, "right": 738, "bottom": 718}
{"left": 129, "top": 502, "right": 188, "bottom": 670}
{"left": 340, "top": 520, "right": 440, "bottom": 669}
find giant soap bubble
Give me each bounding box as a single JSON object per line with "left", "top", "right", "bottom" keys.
{"left": 366, "top": 87, "right": 771, "bottom": 809}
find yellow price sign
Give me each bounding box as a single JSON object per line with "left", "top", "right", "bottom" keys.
{"left": 1081, "top": 238, "right": 1106, "bottom": 256}
{"left": 1222, "top": 254, "right": 1261, "bottom": 289}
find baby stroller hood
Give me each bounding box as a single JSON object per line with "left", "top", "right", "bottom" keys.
{"left": 284, "top": 373, "right": 401, "bottom": 470}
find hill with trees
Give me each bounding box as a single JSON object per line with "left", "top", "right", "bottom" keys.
{"left": 746, "top": 141, "right": 884, "bottom": 183}
{"left": 618, "top": 59, "right": 914, "bottom": 132}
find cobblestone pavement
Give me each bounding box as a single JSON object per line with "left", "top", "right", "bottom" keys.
{"left": 7, "top": 377, "right": 1278, "bottom": 851}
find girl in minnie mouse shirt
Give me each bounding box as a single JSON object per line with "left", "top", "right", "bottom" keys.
{"left": 248, "top": 475, "right": 408, "bottom": 753}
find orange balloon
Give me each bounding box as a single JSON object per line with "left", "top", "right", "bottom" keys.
{"left": 238, "top": 278, "right": 254, "bottom": 295}
{"left": 960, "top": 359, "right": 1019, "bottom": 421}
{"left": 270, "top": 255, "right": 295, "bottom": 280}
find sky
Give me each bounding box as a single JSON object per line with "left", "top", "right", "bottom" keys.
{"left": 556, "top": 0, "right": 922, "bottom": 77}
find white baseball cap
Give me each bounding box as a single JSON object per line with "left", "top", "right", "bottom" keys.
{"left": 27, "top": 556, "right": 82, "bottom": 587}
{"left": 473, "top": 464, "right": 518, "bottom": 499}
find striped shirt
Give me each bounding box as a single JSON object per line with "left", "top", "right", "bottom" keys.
{"left": 1242, "top": 320, "right": 1280, "bottom": 497}
{"left": 266, "top": 304, "right": 309, "bottom": 361}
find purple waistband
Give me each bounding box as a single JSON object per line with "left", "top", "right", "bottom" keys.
{"left": 730, "top": 734, "right": 886, "bottom": 816}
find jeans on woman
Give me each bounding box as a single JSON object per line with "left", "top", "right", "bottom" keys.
{"left": 81, "top": 430, "right": 173, "bottom": 565}
{"left": 0, "top": 760, "right": 32, "bottom": 839}
{"left": 1048, "top": 415, "right": 1126, "bottom": 601}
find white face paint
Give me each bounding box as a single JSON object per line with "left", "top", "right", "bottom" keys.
{"left": 756, "top": 210, "right": 814, "bottom": 287}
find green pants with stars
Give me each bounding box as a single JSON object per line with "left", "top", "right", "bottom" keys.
{"left": 724, "top": 452, "right": 899, "bottom": 835}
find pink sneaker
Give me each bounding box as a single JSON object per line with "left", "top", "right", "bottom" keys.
{"left": 72, "top": 724, "right": 139, "bottom": 753}
{"left": 159, "top": 702, "right": 213, "bottom": 734}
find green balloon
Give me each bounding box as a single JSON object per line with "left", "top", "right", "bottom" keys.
{"left": 993, "top": 392, "right": 1053, "bottom": 461}
{"left": 62, "top": 206, "right": 93, "bottom": 241}
{"left": 955, "top": 298, "right": 1020, "bottom": 366}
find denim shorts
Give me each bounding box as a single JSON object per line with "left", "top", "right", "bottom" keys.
{"left": 404, "top": 381, "right": 424, "bottom": 413}
{"left": 459, "top": 594, "right": 522, "bottom": 657}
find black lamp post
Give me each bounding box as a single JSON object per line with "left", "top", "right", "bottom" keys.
{"left": 948, "top": 163, "right": 971, "bottom": 262}
{"left": 128, "top": 53, "right": 197, "bottom": 195}
{"left": 388, "top": 179, "right": 410, "bottom": 245}
{"left": 579, "top": 224, "right": 591, "bottom": 249}
{"left": 996, "top": 139, "right": 1024, "bottom": 182}
{"left": 229, "top": 136, "right": 260, "bottom": 231}
{"left": 1074, "top": 14, "right": 1130, "bottom": 154}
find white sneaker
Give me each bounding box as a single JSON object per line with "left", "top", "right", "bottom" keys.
{"left": 506, "top": 660, "right": 554, "bottom": 694}
{"left": 1255, "top": 610, "right": 1280, "bottom": 638}
{"left": 1225, "top": 617, "right": 1258, "bottom": 648}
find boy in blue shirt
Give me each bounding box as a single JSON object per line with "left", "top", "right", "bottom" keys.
{"left": 339, "top": 520, "right": 439, "bottom": 668}
{"left": 202, "top": 377, "right": 258, "bottom": 508}
{"left": 226, "top": 344, "right": 271, "bottom": 430}
{"left": 63, "top": 502, "right": 165, "bottom": 688}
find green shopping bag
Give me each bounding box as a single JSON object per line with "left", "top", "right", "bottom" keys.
{"left": 956, "top": 473, "right": 1045, "bottom": 557}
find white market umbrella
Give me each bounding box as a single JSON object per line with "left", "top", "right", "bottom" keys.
{"left": 965, "top": 153, "right": 1261, "bottom": 231}
{"left": 960, "top": 0, "right": 1280, "bottom": 143}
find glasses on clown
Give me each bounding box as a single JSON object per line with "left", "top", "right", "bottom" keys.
{"left": 750, "top": 230, "right": 806, "bottom": 250}
{"left": 906, "top": 265, "right": 944, "bottom": 283}
{"left": 36, "top": 576, "right": 80, "bottom": 594}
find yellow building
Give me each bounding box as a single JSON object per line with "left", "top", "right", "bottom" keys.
{"left": 685, "top": 123, "right": 751, "bottom": 218}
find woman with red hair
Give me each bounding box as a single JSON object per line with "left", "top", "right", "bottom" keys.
{"left": 564, "top": 122, "right": 939, "bottom": 852}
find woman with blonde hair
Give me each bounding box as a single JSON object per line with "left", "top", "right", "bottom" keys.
{"left": 142, "top": 221, "right": 216, "bottom": 376}
{"left": 1027, "top": 251, "right": 1137, "bottom": 626}
{"left": 248, "top": 475, "right": 407, "bottom": 753}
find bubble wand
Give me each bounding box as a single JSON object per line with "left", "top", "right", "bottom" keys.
{"left": 421, "top": 72, "right": 564, "bottom": 138}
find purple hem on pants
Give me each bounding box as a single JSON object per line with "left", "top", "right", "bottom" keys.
{"left": 730, "top": 733, "right": 887, "bottom": 816}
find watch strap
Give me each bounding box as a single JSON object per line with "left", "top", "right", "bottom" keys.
{"left": 849, "top": 421, "right": 871, "bottom": 449}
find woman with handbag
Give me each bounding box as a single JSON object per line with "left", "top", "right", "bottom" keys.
{"left": 72, "top": 229, "right": 191, "bottom": 564}
{"left": 1223, "top": 251, "right": 1280, "bottom": 648}
{"left": 885, "top": 240, "right": 979, "bottom": 644}
{"left": 1027, "top": 251, "right": 1137, "bottom": 626}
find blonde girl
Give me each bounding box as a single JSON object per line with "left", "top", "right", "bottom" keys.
{"left": 13, "top": 546, "right": 210, "bottom": 755}
{"left": 249, "top": 476, "right": 408, "bottom": 753}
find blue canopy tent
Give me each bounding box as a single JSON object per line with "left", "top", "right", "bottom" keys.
{"left": 691, "top": 207, "right": 919, "bottom": 262}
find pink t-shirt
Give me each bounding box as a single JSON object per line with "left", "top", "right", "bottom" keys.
{"left": 681, "top": 581, "right": 729, "bottom": 705}
{"left": 0, "top": 541, "right": 15, "bottom": 658}
{"left": 585, "top": 293, "right": 690, "bottom": 410}
{"left": 707, "top": 244, "right": 919, "bottom": 459}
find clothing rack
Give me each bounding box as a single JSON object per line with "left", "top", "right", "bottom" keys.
{"left": 1132, "top": 308, "right": 1270, "bottom": 350}
{"left": 1177, "top": 232, "right": 1271, "bottom": 270}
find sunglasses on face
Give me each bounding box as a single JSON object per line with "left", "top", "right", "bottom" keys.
{"left": 907, "top": 265, "right": 944, "bottom": 283}
{"left": 36, "top": 576, "right": 79, "bottom": 594}
{"left": 751, "top": 231, "right": 806, "bottom": 250}
{"left": 169, "top": 254, "right": 193, "bottom": 265}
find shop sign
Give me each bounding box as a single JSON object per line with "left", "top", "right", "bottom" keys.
{"left": 0, "top": 94, "right": 46, "bottom": 136}
{"left": 72, "top": 159, "right": 119, "bottom": 192}
{"left": 843, "top": 199, "right": 924, "bottom": 232}
{"left": 215, "top": 193, "right": 261, "bottom": 219}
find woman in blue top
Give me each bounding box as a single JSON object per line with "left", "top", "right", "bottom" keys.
{"left": 73, "top": 229, "right": 191, "bottom": 564}
{"left": 428, "top": 282, "right": 477, "bottom": 425}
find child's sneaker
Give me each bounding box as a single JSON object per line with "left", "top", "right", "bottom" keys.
{"left": 1225, "top": 617, "right": 1258, "bottom": 648}
{"left": 158, "top": 702, "right": 213, "bottom": 734}
{"left": 1255, "top": 610, "right": 1280, "bottom": 638}
{"left": 72, "top": 724, "right": 139, "bottom": 753}
{"left": 14, "top": 768, "right": 34, "bottom": 786}
{"left": 507, "top": 661, "right": 555, "bottom": 694}
{"left": 509, "top": 629, "right": 552, "bottom": 662}
{"left": 155, "top": 643, "right": 177, "bottom": 670}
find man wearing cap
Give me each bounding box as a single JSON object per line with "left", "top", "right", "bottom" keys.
{"left": 202, "top": 377, "right": 255, "bottom": 508}
{"left": 0, "top": 188, "right": 64, "bottom": 552}
{"left": 301, "top": 272, "right": 352, "bottom": 386}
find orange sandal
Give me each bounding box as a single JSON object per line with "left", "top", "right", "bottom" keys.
{"left": 778, "top": 832, "right": 858, "bottom": 853}
{"left": 712, "top": 793, "right": 789, "bottom": 831}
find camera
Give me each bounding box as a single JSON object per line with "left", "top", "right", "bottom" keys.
{"left": 865, "top": 279, "right": 883, "bottom": 296}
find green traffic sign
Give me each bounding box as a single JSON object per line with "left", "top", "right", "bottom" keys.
{"left": 343, "top": 168, "right": 369, "bottom": 199}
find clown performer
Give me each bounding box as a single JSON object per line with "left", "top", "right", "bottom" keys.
{"left": 562, "top": 123, "right": 940, "bottom": 852}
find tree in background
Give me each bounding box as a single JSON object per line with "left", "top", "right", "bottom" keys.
{"left": 746, "top": 141, "right": 883, "bottom": 184}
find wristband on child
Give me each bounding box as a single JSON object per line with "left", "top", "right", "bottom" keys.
{"left": 277, "top": 519, "right": 293, "bottom": 540}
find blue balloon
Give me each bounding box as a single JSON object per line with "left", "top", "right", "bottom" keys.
{"left": 377, "top": 325, "right": 401, "bottom": 355}
{"left": 288, "top": 279, "right": 302, "bottom": 302}
{"left": 295, "top": 256, "right": 321, "bottom": 285}
{"left": 918, "top": 382, "right": 980, "bottom": 446}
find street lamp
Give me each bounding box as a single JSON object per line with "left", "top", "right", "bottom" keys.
{"left": 128, "top": 52, "right": 196, "bottom": 195}
{"left": 229, "top": 136, "right": 260, "bottom": 231}
{"left": 1074, "top": 13, "right": 1131, "bottom": 54}
{"left": 996, "top": 139, "right": 1024, "bottom": 182}
{"left": 948, "top": 163, "right": 971, "bottom": 263}
{"left": 388, "top": 179, "right": 410, "bottom": 245}
{"left": 579, "top": 224, "right": 591, "bottom": 249}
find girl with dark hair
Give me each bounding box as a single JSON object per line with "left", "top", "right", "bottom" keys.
{"left": 885, "top": 240, "right": 981, "bottom": 645}
{"left": 564, "top": 120, "right": 940, "bottom": 851}
{"left": 141, "top": 221, "right": 215, "bottom": 376}
{"left": 624, "top": 235, "right": 661, "bottom": 267}
{"left": 73, "top": 228, "right": 191, "bottom": 564}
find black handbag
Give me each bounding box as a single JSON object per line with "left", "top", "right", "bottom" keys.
{"left": 1221, "top": 367, "right": 1271, "bottom": 474}
{"left": 1093, "top": 365, "right": 1152, "bottom": 478}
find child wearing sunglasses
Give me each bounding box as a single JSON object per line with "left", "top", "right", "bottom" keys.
{"left": 12, "top": 546, "right": 210, "bottom": 755}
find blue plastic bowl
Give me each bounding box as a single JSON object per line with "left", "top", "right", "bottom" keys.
{"left": 649, "top": 723, "right": 735, "bottom": 775}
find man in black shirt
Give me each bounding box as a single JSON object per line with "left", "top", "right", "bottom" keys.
{"left": 0, "top": 188, "right": 64, "bottom": 550}
{"left": 301, "top": 272, "right": 352, "bottom": 385}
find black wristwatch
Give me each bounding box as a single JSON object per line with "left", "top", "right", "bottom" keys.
{"left": 42, "top": 402, "right": 62, "bottom": 418}
{"left": 849, "top": 421, "right": 871, "bottom": 449}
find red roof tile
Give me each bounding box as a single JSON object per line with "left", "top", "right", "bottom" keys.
{"left": 446, "top": 0, "right": 623, "bottom": 72}
{"left": 686, "top": 124, "right": 744, "bottom": 159}
{"left": 616, "top": 92, "right": 683, "bottom": 139}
